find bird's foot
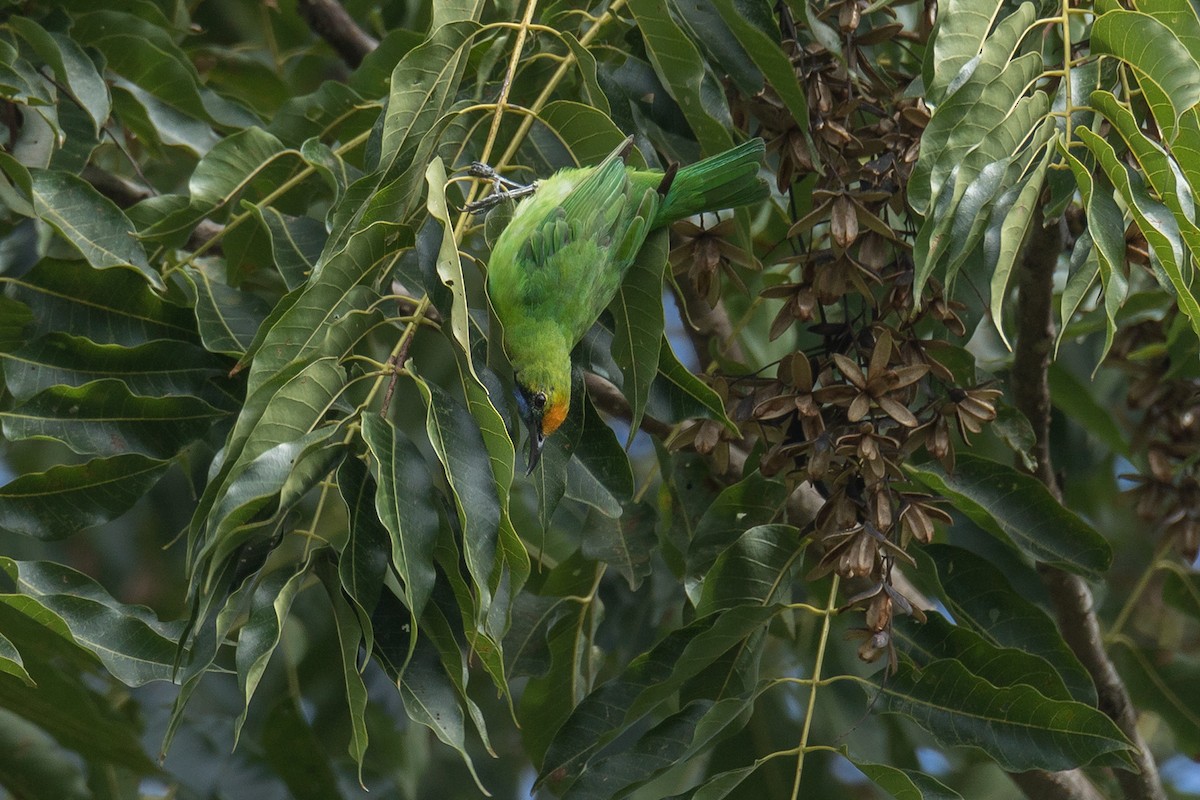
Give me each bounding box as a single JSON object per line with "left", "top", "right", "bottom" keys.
{"left": 464, "top": 162, "right": 538, "bottom": 212}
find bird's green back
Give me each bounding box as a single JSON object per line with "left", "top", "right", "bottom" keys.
{"left": 488, "top": 139, "right": 766, "bottom": 354}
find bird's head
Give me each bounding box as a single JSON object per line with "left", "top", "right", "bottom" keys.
{"left": 513, "top": 365, "right": 570, "bottom": 474}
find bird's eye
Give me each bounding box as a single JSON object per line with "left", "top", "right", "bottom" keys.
{"left": 533, "top": 392, "right": 547, "bottom": 410}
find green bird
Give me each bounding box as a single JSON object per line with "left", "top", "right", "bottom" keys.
{"left": 483, "top": 135, "right": 768, "bottom": 472}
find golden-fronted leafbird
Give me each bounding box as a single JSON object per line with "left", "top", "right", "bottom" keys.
{"left": 484, "top": 135, "right": 767, "bottom": 472}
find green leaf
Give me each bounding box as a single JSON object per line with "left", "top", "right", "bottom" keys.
{"left": 580, "top": 501, "right": 656, "bottom": 591}
{"left": 0, "top": 605, "right": 153, "bottom": 771}
{"left": 335, "top": 456, "right": 389, "bottom": 658}
{"left": 0, "top": 707, "right": 91, "bottom": 800}
{"left": 179, "top": 266, "right": 272, "bottom": 356}
{"left": 922, "top": 544, "right": 1096, "bottom": 705}
{"left": 29, "top": 170, "right": 160, "bottom": 290}
{"left": 8, "top": 18, "right": 111, "bottom": 136}
{"left": 425, "top": 157, "right": 480, "bottom": 385}
{"left": 377, "top": 20, "right": 478, "bottom": 180}
{"left": 1, "top": 259, "right": 197, "bottom": 347}
{"left": 905, "top": 454, "right": 1112, "bottom": 577}
{"left": 563, "top": 694, "right": 758, "bottom": 799}
{"left": 1047, "top": 363, "right": 1130, "bottom": 456}
{"left": 612, "top": 228, "right": 668, "bottom": 442}
{"left": 72, "top": 10, "right": 255, "bottom": 130}
{"left": 628, "top": 0, "right": 736, "bottom": 155}
{"left": 923, "top": 0, "right": 1007, "bottom": 104}
{"left": 201, "top": 425, "right": 346, "bottom": 575}
{"left": 896, "top": 612, "right": 1073, "bottom": 701}
{"left": 361, "top": 414, "right": 439, "bottom": 622}
{"left": 707, "top": 0, "right": 808, "bottom": 130}
{"left": 0, "top": 631, "right": 33, "bottom": 686}
{"left": 696, "top": 523, "right": 803, "bottom": 614}
{"left": 244, "top": 223, "right": 401, "bottom": 394}
{"left": 1, "top": 379, "right": 225, "bottom": 458}
{"left": 685, "top": 471, "right": 788, "bottom": 602}
{"left": 559, "top": 37, "right": 611, "bottom": 117}
{"left": 1091, "top": 9, "right": 1200, "bottom": 141}
{"left": 1, "top": 332, "right": 226, "bottom": 401}
{"left": 397, "top": 631, "right": 488, "bottom": 795}
{"left": 564, "top": 393, "right": 635, "bottom": 517}
{"left": 533, "top": 100, "right": 642, "bottom": 167}
{"left": 843, "top": 752, "right": 964, "bottom": 800}
{"left": 911, "top": 4, "right": 1040, "bottom": 215}
{"left": 232, "top": 559, "right": 309, "bottom": 745}
{"left": 411, "top": 371, "right": 501, "bottom": 624}
{"left": 871, "top": 657, "right": 1135, "bottom": 771}
{"left": 0, "top": 453, "right": 170, "bottom": 539}
{"left": 987, "top": 144, "right": 1053, "bottom": 348}
{"left": 1077, "top": 126, "right": 1200, "bottom": 338}
{"left": 260, "top": 698, "right": 344, "bottom": 800}
{"left": 326, "top": 576, "right": 370, "bottom": 780}
{"left": 536, "top": 605, "right": 780, "bottom": 789}
{"left": 251, "top": 207, "right": 327, "bottom": 290}
{"left": 1113, "top": 642, "right": 1200, "bottom": 753}
{"left": 1059, "top": 140, "right": 1127, "bottom": 363}
{"left": 0, "top": 557, "right": 182, "bottom": 686}
{"left": 685, "top": 762, "right": 762, "bottom": 799}
{"left": 651, "top": 337, "right": 737, "bottom": 431}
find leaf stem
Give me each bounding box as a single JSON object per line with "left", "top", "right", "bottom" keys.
{"left": 790, "top": 574, "right": 839, "bottom": 800}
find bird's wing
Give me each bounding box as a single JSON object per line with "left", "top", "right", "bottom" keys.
{"left": 514, "top": 141, "right": 664, "bottom": 340}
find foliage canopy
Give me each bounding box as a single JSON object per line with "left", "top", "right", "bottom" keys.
{"left": 1, "top": 0, "right": 1199, "bottom": 798}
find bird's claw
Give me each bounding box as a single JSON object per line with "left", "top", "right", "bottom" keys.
{"left": 464, "top": 180, "right": 539, "bottom": 213}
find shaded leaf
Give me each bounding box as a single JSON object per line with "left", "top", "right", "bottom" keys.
{"left": 0, "top": 379, "right": 225, "bottom": 458}
{"left": 872, "top": 657, "right": 1135, "bottom": 772}
{"left": 361, "top": 413, "right": 439, "bottom": 622}
{"left": 905, "top": 454, "right": 1111, "bottom": 578}
{"left": 0, "top": 454, "right": 170, "bottom": 539}
{"left": 0, "top": 557, "right": 182, "bottom": 686}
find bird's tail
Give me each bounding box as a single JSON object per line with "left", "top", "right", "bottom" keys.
{"left": 653, "top": 139, "right": 768, "bottom": 225}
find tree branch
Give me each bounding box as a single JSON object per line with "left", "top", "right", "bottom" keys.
{"left": 296, "top": 0, "right": 378, "bottom": 69}
{"left": 672, "top": 278, "right": 747, "bottom": 367}
{"left": 84, "top": 166, "right": 223, "bottom": 252}
{"left": 1011, "top": 211, "right": 1165, "bottom": 800}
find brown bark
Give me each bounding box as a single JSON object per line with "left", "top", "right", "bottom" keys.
{"left": 1010, "top": 212, "right": 1165, "bottom": 800}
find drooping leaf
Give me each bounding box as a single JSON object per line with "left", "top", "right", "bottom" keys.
{"left": 685, "top": 471, "right": 788, "bottom": 601}
{"left": 1, "top": 259, "right": 197, "bottom": 347}
{"left": 1091, "top": 9, "right": 1200, "bottom": 141}
{"left": 696, "top": 523, "right": 803, "bottom": 615}
{"left": 843, "top": 751, "right": 964, "bottom": 800}
{"left": 361, "top": 414, "right": 439, "bottom": 622}
{"left": 895, "top": 612, "right": 1073, "bottom": 702}
{"left": 611, "top": 228, "right": 668, "bottom": 442}
{"left": 628, "top": 0, "right": 736, "bottom": 155}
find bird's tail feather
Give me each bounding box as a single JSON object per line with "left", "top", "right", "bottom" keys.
{"left": 654, "top": 139, "right": 768, "bottom": 225}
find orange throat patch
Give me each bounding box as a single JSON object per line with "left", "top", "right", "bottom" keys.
{"left": 541, "top": 400, "right": 568, "bottom": 437}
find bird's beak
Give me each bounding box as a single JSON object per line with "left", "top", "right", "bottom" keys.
{"left": 524, "top": 421, "right": 545, "bottom": 475}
